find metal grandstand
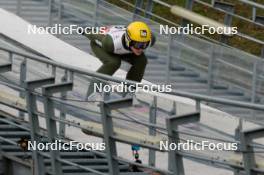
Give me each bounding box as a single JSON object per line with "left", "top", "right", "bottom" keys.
{"left": 1, "top": 0, "right": 263, "bottom": 119}
{"left": 0, "top": 0, "right": 264, "bottom": 175}
{"left": 2, "top": 30, "right": 264, "bottom": 174}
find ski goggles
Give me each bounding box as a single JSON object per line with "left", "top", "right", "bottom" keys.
{"left": 130, "top": 41, "right": 149, "bottom": 49}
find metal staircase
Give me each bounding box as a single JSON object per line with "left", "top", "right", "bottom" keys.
{"left": 0, "top": 44, "right": 149, "bottom": 174}
{"left": 0, "top": 112, "right": 145, "bottom": 175}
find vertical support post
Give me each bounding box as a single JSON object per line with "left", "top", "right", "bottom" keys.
{"left": 214, "top": 2, "right": 234, "bottom": 44}
{"left": 261, "top": 45, "right": 264, "bottom": 58}
{"left": 207, "top": 44, "right": 216, "bottom": 94}
{"left": 0, "top": 142, "right": 2, "bottom": 174}
{"left": 20, "top": 59, "right": 27, "bottom": 87}
{"left": 42, "top": 82, "right": 73, "bottom": 175}
{"left": 148, "top": 96, "right": 157, "bottom": 166}
{"left": 103, "top": 91, "right": 110, "bottom": 101}
{"left": 19, "top": 59, "right": 27, "bottom": 120}
{"left": 222, "top": 11, "right": 233, "bottom": 43}
{"left": 58, "top": 0, "right": 62, "bottom": 23}
{"left": 251, "top": 62, "right": 257, "bottom": 103}
{"left": 173, "top": 33, "right": 183, "bottom": 67}
{"left": 0, "top": 153, "right": 3, "bottom": 175}
{"left": 26, "top": 91, "right": 44, "bottom": 175}
{"left": 185, "top": 0, "right": 194, "bottom": 10}
{"left": 100, "top": 98, "right": 133, "bottom": 175}
{"left": 145, "top": 0, "right": 153, "bottom": 19}
{"left": 234, "top": 118, "right": 242, "bottom": 153}
{"left": 170, "top": 101, "right": 177, "bottom": 115}
{"left": 168, "top": 101, "right": 177, "bottom": 171}
{"left": 233, "top": 169, "right": 240, "bottom": 175}
{"left": 69, "top": 71, "right": 74, "bottom": 81}
{"left": 48, "top": 0, "right": 54, "bottom": 26}
{"left": 51, "top": 65, "right": 56, "bottom": 77}
{"left": 93, "top": 0, "right": 99, "bottom": 26}
{"left": 240, "top": 128, "right": 264, "bottom": 175}
{"left": 167, "top": 124, "right": 183, "bottom": 174}
{"left": 241, "top": 135, "right": 255, "bottom": 175}
{"left": 195, "top": 100, "right": 201, "bottom": 112}
{"left": 166, "top": 33, "right": 172, "bottom": 84}
{"left": 133, "top": 0, "right": 144, "bottom": 20}
{"left": 251, "top": 61, "right": 258, "bottom": 118}
{"left": 252, "top": 7, "right": 256, "bottom": 21}
{"left": 181, "top": 0, "right": 194, "bottom": 26}
{"left": 16, "top": 0, "right": 22, "bottom": 16}
{"left": 100, "top": 103, "right": 119, "bottom": 175}
{"left": 8, "top": 52, "right": 13, "bottom": 64}
{"left": 166, "top": 112, "right": 200, "bottom": 175}
{"left": 59, "top": 73, "right": 67, "bottom": 138}
{"left": 43, "top": 93, "right": 62, "bottom": 175}
{"left": 25, "top": 77, "right": 55, "bottom": 175}
{"left": 211, "top": 0, "right": 215, "bottom": 6}
{"left": 57, "top": 0, "right": 63, "bottom": 38}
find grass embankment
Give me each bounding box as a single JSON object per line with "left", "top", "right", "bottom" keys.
{"left": 106, "top": 0, "right": 264, "bottom": 56}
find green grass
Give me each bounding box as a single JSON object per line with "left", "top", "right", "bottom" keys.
{"left": 106, "top": 0, "right": 264, "bottom": 56}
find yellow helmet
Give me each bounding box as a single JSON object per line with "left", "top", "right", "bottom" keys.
{"left": 125, "top": 21, "right": 151, "bottom": 49}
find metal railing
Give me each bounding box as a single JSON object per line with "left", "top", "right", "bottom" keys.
{"left": 55, "top": 0, "right": 264, "bottom": 100}
{"left": 130, "top": 0, "right": 264, "bottom": 57}
{"left": 1, "top": 34, "right": 264, "bottom": 174}
{"left": 2, "top": 0, "right": 264, "bottom": 121}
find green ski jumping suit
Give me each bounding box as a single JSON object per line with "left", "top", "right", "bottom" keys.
{"left": 83, "top": 25, "right": 155, "bottom": 82}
